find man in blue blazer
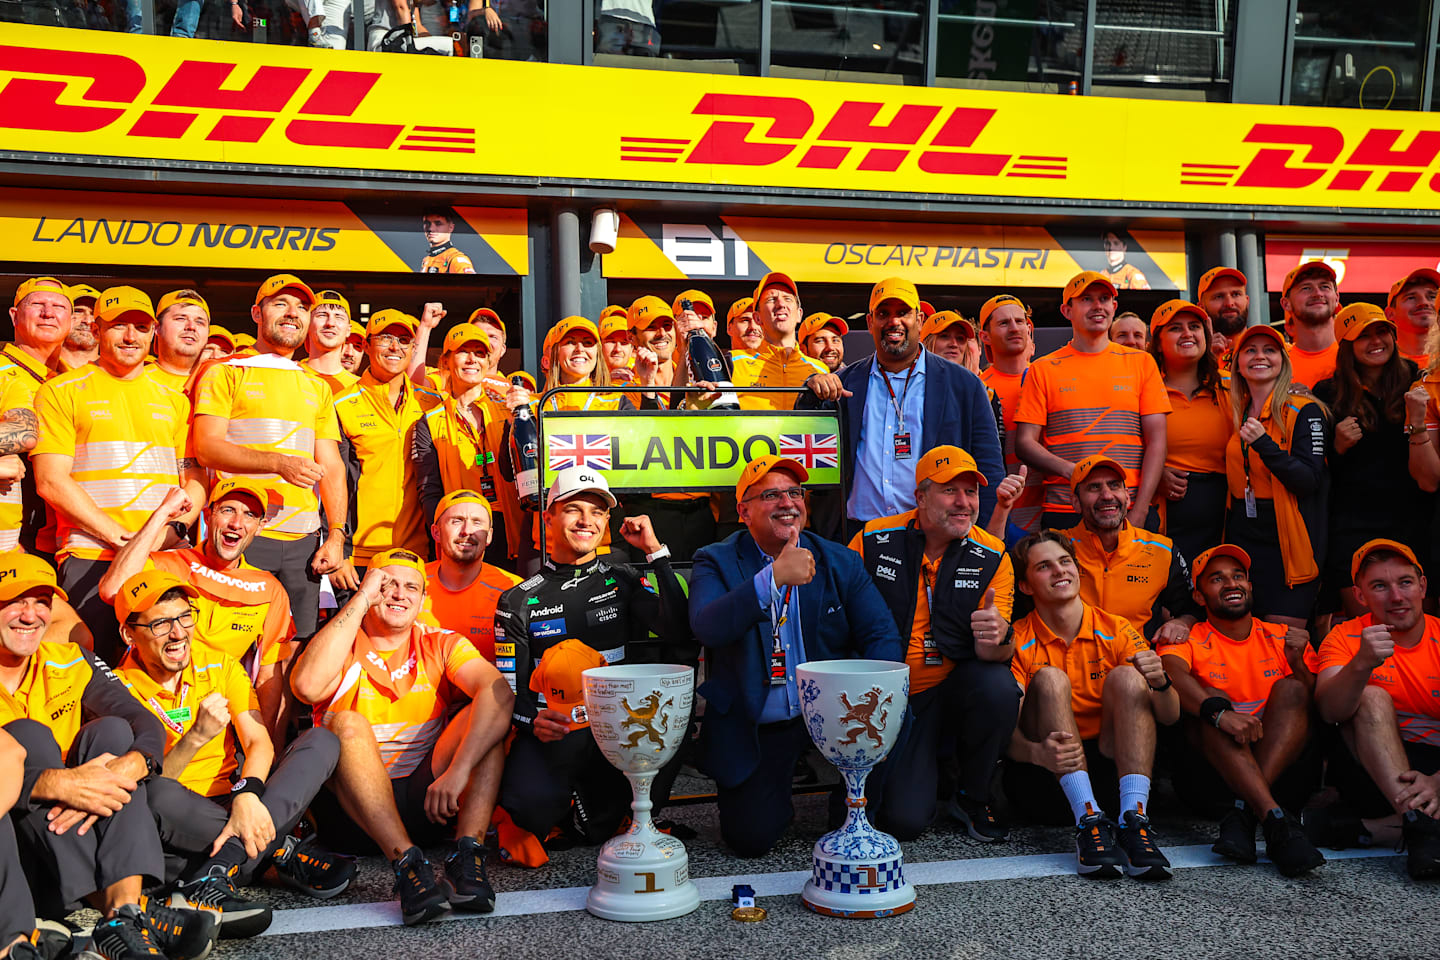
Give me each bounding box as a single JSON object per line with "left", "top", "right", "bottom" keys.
{"left": 689, "top": 455, "right": 903, "bottom": 858}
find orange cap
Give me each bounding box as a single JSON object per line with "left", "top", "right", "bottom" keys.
{"left": 12, "top": 277, "right": 68, "bottom": 308}
{"left": 598, "top": 314, "right": 630, "bottom": 341}
{"left": 979, "top": 294, "right": 1027, "bottom": 330}
{"left": 672, "top": 290, "right": 715, "bottom": 317}
{"left": 1387, "top": 268, "right": 1440, "bottom": 309}
{"left": 1150, "top": 299, "right": 1209, "bottom": 335}
{"left": 798, "top": 313, "right": 849, "bottom": 343}
{"left": 96, "top": 286, "right": 155, "bottom": 325}
{"left": 549, "top": 316, "right": 599, "bottom": 345}
{"left": 598, "top": 305, "right": 628, "bottom": 323}
{"left": 1351, "top": 538, "right": 1423, "bottom": 583}
{"left": 918, "top": 300, "right": 935, "bottom": 320}
{"left": 627, "top": 296, "right": 673, "bottom": 330}
{"left": 234, "top": 333, "right": 257, "bottom": 349}
{"left": 736, "top": 454, "right": 809, "bottom": 503}
{"left": 727, "top": 297, "right": 756, "bottom": 323}
{"left": 1334, "top": 302, "right": 1392, "bottom": 342}
{"left": 1282, "top": 260, "right": 1337, "bottom": 298}
{"left": 753, "top": 271, "right": 799, "bottom": 306}
{"left": 869, "top": 277, "right": 920, "bottom": 314}
{"left": 1196, "top": 266, "right": 1247, "bottom": 303}
{"left": 442, "top": 323, "right": 492, "bottom": 355}
{"left": 312, "top": 290, "right": 351, "bottom": 316}
{"left": 155, "top": 290, "right": 210, "bottom": 320}
{"left": 435, "top": 488, "right": 492, "bottom": 521}
{"left": 254, "top": 273, "right": 316, "bottom": 307}
{"left": 531, "top": 639, "right": 608, "bottom": 724}
{"left": 0, "top": 551, "right": 67, "bottom": 603}
{"left": 1070, "top": 454, "right": 1126, "bottom": 491}
{"left": 369, "top": 547, "right": 428, "bottom": 580}
{"left": 915, "top": 445, "right": 985, "bottom": 487}
{"left": 114, "top": 570, "right": 196, "bottom": 624}
{"left": 920, "top": 310, "right": 974, "bottom": 341}
{"left": 1063, "top": 271, "right": 1117, "bottom": 303}
{"left": 1191, "top": 544, "right": 1252, "bottom": 587}
{"left": 346, "top": 321, "right": 366, "bottom": 343}
{"left": 206, "top": 328, "right": 237, "bottom": 350}
{"left": 467, "top": 308, "right": 505, "bottom": 335}
{"left": 66, "top": 283, "right": 101, "bottom": 306}
{"left": 366, "top": 309, "right": 418, "bottom": 338}
{"left": 509, "top": 370, "right": 537, "bottom": 392}
{"left": 1230, "top": 323, "right": 1287, "bottom": 358}
{"left": 208, "top": 477, "right": 271, "bottom": 519}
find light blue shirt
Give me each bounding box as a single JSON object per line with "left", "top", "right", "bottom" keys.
{"left": 753, "top": 560, "right": 806, "bottom": 723}
{"left": 848, "top": 351, "right": 927, "bottom": 521}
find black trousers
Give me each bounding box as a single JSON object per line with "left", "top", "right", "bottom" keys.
{"left": 58, "top": 557, "right": 122, "bottom": 666}
{"left": 0, "top": 814, "right": 34, "bottom": 946}
{"left": 146, "top": 728, "right": 339, "bottom": 884}
{"left": 1002, "top": 738, "right": 1120, "bottom": 826}
{"left": 715, "top": 717, "right": 813, "bottom": 858}
{"left": 5, "top": 717, "right": 165, "bottom": 916}
{"left": 310, "top": 738, "right": 451, "bottom": 857}
{"left": 615, "top": 496, "right": 716, "bottom": 564}
{"left": 245, "top": 533, "right": 323, "bottom": 637}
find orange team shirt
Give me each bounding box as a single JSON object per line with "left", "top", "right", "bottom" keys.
{"left": 1159, "top": 619, "right": 1318, "bottom": 715}
{"left": 421, "top": 246, "right": 476, "bottom": 274}
{"left": 980, "top": 364, "right": 1043, "bottom": 532}
{"left": 1014, "top": 343, "right": 1171, "bottom": 514}
{"left": 1318, "top": 613, "right": 1440, "bottom": 746}
{"left": 423, "top": 560, "right": 522, "bottom": 668}
{"left": 1286, "top": 342, "right": 1338, "bottom": 389}
{"left": 147, "top": 548, "right": 295, "bottom": 671}
{"left": 0, "top": 344, "right": 55, "bottom": 552}
{"left": 420, "top": 392, "right": 524, "bottom": 560}
{"left": 116, "top": 648, "right": 258, "bottom": 797}
{"left": 192, "top": 356, "right": 340, "bottom": 541}
{"left": 1010, "top": 603, "right": 1149, "bottom": 740}
{"left": 0, "top": 641, "right": 103, "bottom": 753}
{"left": 33, "top": 365, "right": 190, "bottom": 561}
{"left": 316, "top": 621, "right": 482, "bottom": 778}
{"left": 1164, "top": 387, "right": 1231, "bottom": 475}
{"left": 732, "top": 344, "right": 828, "bottom": 411}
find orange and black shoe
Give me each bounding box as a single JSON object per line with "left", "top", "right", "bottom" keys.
{"left": 1117, "top": 806, "right": 1173, "bottom": 881}
{"left": 139, "top": 894, "right": 221, "bottom": 958}
{"left": 270, "top": 835, "right": 357, "bottom": 900}
{"left": 89, "top": 905, "right": 166, "bottom": 960}
{"left": 392, "top": 846, "right": 447, "bottom": 927}
{"left": 166, "top": 866, "right": 271, "bottom": 939}
{"left": 1074, "top": 804, "right": 1124, "bottom": 878}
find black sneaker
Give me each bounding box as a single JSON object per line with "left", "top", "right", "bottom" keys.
{"left": 948, "top": 794, "right": 1009, "bottom": 843}
{"left": 1300, "top": 802, "right": 1371, "bottom": 850}
{"left": 88, "top": 905, "right": 166, "bottom": 960}
{"left": 1118, "top": 807, "right": 1173, "bottom": 881}
{"left": 166, "top": 867, "right": 272, "bottom": 939}
{"left": 392, "top": 846, "right": 447, "bottom": 926}
{"left": 1212, "top": 803, "right": 1258, "bottom": 864}
{"left": 442, "top": 835, "right": 497, "bottom": 913}
{"left": 270, "top": 835, "right": 358, "bottom": 900}
{"left": 9, "top": 924, "right": 75, "bottom": 960}
{"left": 1402, "top": 812, "right": 1440, "bottom": 880}
{"left": 1074, "top": 807, "right": 1124, "bottom": 878}
{"left": 1262, "top": 809, "right": 1325, "bottom": 877}
{"left": 138, "top": 896, "right": 220, "bottom": 960}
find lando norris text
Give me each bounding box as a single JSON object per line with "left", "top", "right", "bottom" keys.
{"left": 30, "top": 218, "right": 342, "bottom": 252}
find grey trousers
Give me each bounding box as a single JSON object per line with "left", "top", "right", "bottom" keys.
{"left": 0, "top": 814, "right": 35, "bottom": 945}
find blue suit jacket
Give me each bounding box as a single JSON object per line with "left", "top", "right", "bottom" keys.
{"left": 689, "top": 529, "right": 903, "bottom": 789}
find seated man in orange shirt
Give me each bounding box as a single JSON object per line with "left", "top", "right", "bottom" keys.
{"left": 1314, "top": 539, "right": 1440, "bottom": 879}
{"left": 290, "top": 549, "right": 514, "bottom": 926}
{"left": 114, "top": 572, "right": 353, "bottom": 940}
{"left": 1004, "top": 530, "right": 1180, "bottom": 880}
{"left": 1159, "top": 545, "right": 1324, "bottom": 876}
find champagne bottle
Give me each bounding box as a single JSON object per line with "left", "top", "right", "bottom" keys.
{"left": 510, "top": 375, "right": 541, "bottom": 510}
{"left": 684, "top": 328, "right": 740, "bottom": 410}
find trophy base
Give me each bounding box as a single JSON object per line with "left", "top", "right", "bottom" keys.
{"left": 585, "top": 830, "right": 701, "bottom": 923}
{"left": 800, "top": 850, "right": 915, "bottom": 919}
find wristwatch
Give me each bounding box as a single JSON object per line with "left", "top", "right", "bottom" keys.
{"left": 168, "top": 520, "right": 190, "bottom": 541}
{"left": 645, "top": 545, "right": 671, "bottom": 563}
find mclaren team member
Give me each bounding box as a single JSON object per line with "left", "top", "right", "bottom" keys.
{"left": 1281, "top": 260, "right": 1341, "bottom": 389}
{"left": 59, "top": 283, "right": 100, "bottom": 372}
{"left": 628, "top": 296, "right": 680, "bottom": 394}
{"left": 1197, "top": 266, "right": 1250, "bottom": 361}
{"left": 419, "top": 209, "right": 476, "bottom": 274}
{"left": 798, "top": 313, "right": 847, "bottom": 373}
{"left": 850, "top": 447, "right": 1021, "bottom": 842}
{"left": 301, "top": 291, "right": 361, "bottom": 397}
{"left": 291, "top": 549, "right": 514, "bottom": 926}
{"left": 495, "top": 468, "right": 693, "bottom": 844}
{"left": 732, "top": 272, "right": 827, "bottom": 411}
{"left": 148, "top": 290, "right": 211, "bottom": 393}
{"left": 1, "top": 279, "right": 69, "bottom": 558}
{"left": 978, "top": 294, "right": 1042, "bottom": 538}
{"left": 340, "top": 323, "right": 366, "bottom": 376}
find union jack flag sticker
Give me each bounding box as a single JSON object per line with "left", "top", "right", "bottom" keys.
{"left": 548, "top": 434, "right": 612, "bottom": 471}
{"left": 779, "top": 433, "right": 838, "bottom": 470}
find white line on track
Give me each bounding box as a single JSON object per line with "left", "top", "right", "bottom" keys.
{"left": 262, "top": 845, "right": 1401, "bottom": 937}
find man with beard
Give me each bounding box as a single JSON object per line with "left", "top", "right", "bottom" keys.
{"left": 1197, "top": 267, "right": 1249, "bottom": 362}
{"left": 1281, "top": 261, "right": 1341, "bottom": 388}
{"left": 979, "top": 294, "right": 1042, "bottom": 537}
{"left": 727, "top": 297, "right": 762, "bottom": 356}
{"left": 804, "top": 277, "right": 1003, "bottom": 531}
{"left": 1158, "top": 544, "right": 1325, "bottom": 876}
{"left": 1386, "top": 267, "right": 1438, "bottom": 367}
{"left": 1015, "top": 271, "right": 1170, "bottom": 529}
{"left": 599, "top": 311, "right": 636, "bottom": 383}
{"left": 149, "top": 291, "right": 211, "bottom": 393}
{"left": 1060, "top": 456, "right": 1198, "bottom": 641}
{"left": 340, "top": 322, "right": 366, "bottom": 375}
{"left": 193, "top": 275, "right": 351, "bottom": 636}
{"left": 732, "top": 273, "right": 827, "bottom": 411}
{"left": 301, "top": 291, "right": 360, "bottom": 397}
{"left": 798, "top": 313, "right": 847, "bottom": 373}
{"left": 627, "top": 296, "right": 680, "bottom": 396}
{"left": 59, "top": 284, "right": 99, "bottom": 372}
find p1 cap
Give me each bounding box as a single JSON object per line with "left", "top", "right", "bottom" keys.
{"left": 869, "top": 277, "right": 919, "bottom": 314}
{"left": 1387, "top": 268, "right": 1440, "bottom": 309}
{"left": 370, "top": 547, "right": 428, "bottom": 580}
{"left": 798, "top": 313, "right": 849, "bottom": 343}
{"left": 442, "top": 323, "right": 492, "bottom": 355}
{"left": 628, "top": 295, "right": 673, "bottom": 330}
{"left": 549, "top": 316, "right": 599, "bottom": 345}
{"left": 0, "top": 551, "right": 67, "bottom": 603}
{"left": 67, "top": 283, "right": 101, "bottom": 306}
{"left": 1351, "top": 538, "right": 1423, "bottom": 583}
{"left": 254, "top": 273, "right": 316, "bottom": 307}
{"left": 598, "top": 305, "right": 628, "bottom": 323}
{"left": 1190, "top": 544, "right": 1251, "bottom": 587}
{"left": 735, "top": 454, "right": 809, "bottom": 503}
{"left": 598, "top": 314, "right": 630, "bottom": 341}
{"left": 752, "top": 271, "right": 799, "bottom": 306}
{"left": 1230, "top": 323, "right": 1287, "bottom": 356}
{"left": 1334, "top": 302, "right": 1392, "bottom": 342}
{"left": 979, "top": 294, "right": 1027, "bottom": 330}
{"left": 1281, "top": 260, "right": 1337, "bottom": 298}
{"left": 672, "top": 290, "right": 715, "bottom": 317}
{"left": 156, "top": 290, "right": 210, "bottom": 319}
{"left": 920, "top": 310, "right": 974, "bottom": 341}
{"left": 313, "top": 290, "right": 352, "bottom": 315}
{"left": 727, "top": 297, "right": 755, "bottom": 323}
{"left": 366, "top": 309, "right": 419, "bottom": 337}
{"left": 208, "top": 477, "right": 271, "bottom": 519}
{"left": 114, "top": 570, "right": 196, "bottom": 624}
{"left": 13, "top": 277, "right": 68, "bottom": 308}
{"left": 1196, "top": 267, "right": 1247, "bottom": 303}
{"left": 1063, "top": 271, "right": 1118, "bottom": 303}
{"left": 436, "top": 488, "right": 492, "bottom": 521}
{"left": 1150, "top": 299, "right": 1209, "bottom": 336}
{"left": 548, "top": 465, "right": 617, "bottom": 508}
{"left": 467, "top": 308, "right": 505, "bottom": 335}
{"left": 530, "top": 639, "right": 608, "bottom": 724}
{"left": 206, "top": 328, "right": 237, "bottom": 350}
{"left": 915, "top": 445, "right": 986, "bottom": 487}
{"left": 96, "top": 286, "right": 155, "bottom": 325}
{"left": 1070, "top": 454, "right": 1126, "bottom": 491}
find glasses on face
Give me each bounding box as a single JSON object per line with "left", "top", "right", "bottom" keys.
{"left": 372, "top": 333, "right": 414, "bottom": 348}
{"left": 745, "top": 487, "right": 805, "bottom": 504}
{"left": 136, "top": 609, "right": 196, "bottom": 638}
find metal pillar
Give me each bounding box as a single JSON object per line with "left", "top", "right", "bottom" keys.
{"left": 553, "top": 207, "right": 582, "bottom": 323}
{"left": 1237, "top": 228, "right": 1267, "bottom": 328}
{"left": 1080, "top": 0, "right": 1096, "bottom": 95}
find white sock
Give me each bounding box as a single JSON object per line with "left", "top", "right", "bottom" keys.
{"left": 1119, "top": 774, "right": 1151, "bottom": 817}
{"left": 1060, "top": 771, "right": 1098, "bottom": 824}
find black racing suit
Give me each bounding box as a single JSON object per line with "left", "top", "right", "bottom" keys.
{"left": 494, "top": 554, "right": 694, "bottom": 842}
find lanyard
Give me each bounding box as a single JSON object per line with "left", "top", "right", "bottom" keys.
{"left": 922, "top": 563, "right": 936, "bottom": 612}
{"left": 2, "top": 347, "right": 47, "bottom": 385}
{"left": 147, "top": 681, "right": 192, "bottom": 736}
{"left": 770, "top": 584, "right": 793, "bottom": 654}
{"left": 879, "top": 357, "right": 919, "bottom": 427}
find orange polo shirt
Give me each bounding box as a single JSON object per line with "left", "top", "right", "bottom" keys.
{"left": 423, "top": 560, "right": 522, "bottom": 667}
{"left": 1159, "top": 619, "right": 1317, "bottom": 715}
{"left": 1286, "top": 342, "right": 1338, "bottom": 389}
{"left": 147, "top": 548, "right": 294, "bottom": 671}
{"left": 1164, "top": 386, "right": 1231, "bottom": 474}
{"left": 1318, "top": 614, "right": 1440, "bottom": 745}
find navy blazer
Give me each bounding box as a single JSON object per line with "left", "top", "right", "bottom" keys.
{"left": 689, "top": 529, "right": 903, "bottom": 789}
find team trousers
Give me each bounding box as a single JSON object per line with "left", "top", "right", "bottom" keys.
{"left": 0, "top": 814, "right": 34, "bottom": 947}
{"left": 58, "top": 558, "right": 122, "bottom": 666}
{"left": 246, "top": 533, "right": 323, "bottom": 637}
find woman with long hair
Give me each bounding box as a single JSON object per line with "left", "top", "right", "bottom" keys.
{"left": 1224, "top": 325, "right": 1330, "bottom": 627}
{"left": 1147, "top": 300, "right": 1231, "bottom": 566}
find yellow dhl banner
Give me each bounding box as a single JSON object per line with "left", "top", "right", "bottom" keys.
{"left": 604, "top": 215, "right": 1186, "bottom": 288}
{"left": 0, "top": 188, "right": 528, "bottom": 274}
{"left": 5, "top": 24, "right": 1440, "bottom": 212}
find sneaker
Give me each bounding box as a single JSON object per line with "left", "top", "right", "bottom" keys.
{"left": 1300, "top": 801, "right": 1371, "bottom": 850}
{"left": 1262, "top": 809, "right": 1325, "bottom": 877}
{"left": 270, "top": 835, "right": 357, "bottom": 900}
{"left": 166, "top": 867, "right": 272, "bottom": 939}
{"left": 1117, "top": 807, "right": 1172, "bottom": 881}
{"left": 1402, "top": 812, "right": 1440, "bottom": 880}
{"left": 392, "top": 846, "right": 447, "bottom": 926}
{"left": 137, "top": 896, "right": 220, "bottom": 960}
{"left": 1212, "top": 803, "right": 1258, "bottom": 864}
{"left": 88, "top": 905, "right": 166, "bottom": 960}
{"left": 1074, "top": 807, "right": 1124, "bottom": 878}
{"left": 9, "top": 925, "right": 75, "bottom": 960}
{"left": 948, "top": 794, "right": 1009, "bottom": 843}
{"left": 442, "top": 836, "right": 497, "bottom": 913}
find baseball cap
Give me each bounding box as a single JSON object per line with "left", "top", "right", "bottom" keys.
{"left": 548, "top": 465, "right": 617, "bottom": 508}
{"left": 1070, "top": 454, "right": 1126, "bottom": 491}
{"left": 798, "top": 313, "right": 849, "bottom": 343}
{"left": 1351, "top": 538, "right": 1423, "bottom": 583}
{"left": 435, "top": 488, "right": 492, "bottom": 521}
{"left": 753, "top": 271, "right": 799, "bottom": 306}
{"left": 1387, "top": 268, "right": 1440, "bottom": 309}
{"left": 1150, "top": 299, "right": 1209, "bottom": 335}
{"left": 313, "top": 290, "right": 351, "bottom": 315}
{"left": 0, "top": 551, "right": 67, "bottom": 603}
{"left": 918, "top": 300, "right": 936, "bottom": 320}
{"left": 155, "top": 290, "right": 210, "bottom": 320}
{"left": 206, "top": 328, "right": 237, "bottom": 351}
{"left": 735, "top": 454, "right": 809, "bottom": 503}
{"left": 598, "top": 305, "right": 628, "bottom": 323}
{"left": 1196, "top": 266, "right": 1247, "bottom": 303}
{"left": 727, "top": 297, "right": 755, "bottom": 323}
{"left": 598, "top": 314, "right": 629, "bottom": 341}
{"left": 1063, "top": 271, "right": 1117, "bottom": 303}
{"left": 66, "top": 283, "right": 100, "bottom": 306}
{"left": 979, "top": 294, "right": 1027, "bottom": 330}
{"left": 1230, "top": 323, "right": 1287, "bottom": 356}
{"left": 96, "top": 286, "right": 155, "bottom": 325}
{"left": 366, "top": 309, "right": 419, "bottom": 338}
{"left": 509, "top": 370, "right": 537, "bottom": 392}
{"left": 114, "top": 570, "right": 197, "bottom": 624}
{"left": 1190, "top": 544, "right": 1252, "bottom": 587}
{"left": 208, "top": 477, "right": 271, "bottom": 518}
{"left": 467, "top": 308, "right": 505, "bottom": 336}
{"left": 1335, "top": 302, "right": 1392, "bottom": 342}
{"left": 869, "top": 277, "right": 920, "bottom": 314}
{"left": 627, "top": 296, "right": 673, "bottom": 331}
{"left": 920, "top": 310, "right": 974, "bottom": 341}
{"left": 442, "top": 322, "right": 491, "bottom": 355}
{"left": 672, "top": 290, "right": 714, "bottom": 317}
{"left": 915, "top": 445, "right": 986, "bottom": 487}
{"left": 234, "top": 333, "right": 257, "bottom": 349}
{"left": 1282, "top": 261, "right": 1337, "bottom": 298}
{"left": 254, "top": 274, "right": 316, "bottom": 307}
{"left": 12, "top": 277, "right": 68, "bottom": 308}
{"left": 346, "top": 321, "right": 366, "bottom": 343}
{"left": 370, "top": 547, "right": 428, "bottom": 580}
{"left": 549, "top": 316, "right": 599, "bottom": 346}
{"left": 530, "top": 639, "right": 608, "bottom": 724}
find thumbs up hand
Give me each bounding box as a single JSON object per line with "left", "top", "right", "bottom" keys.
{"left": 995, "top": 465, "right": 1028, "bottom": 510}
{"left": 970, "top": 587, "right": 1009, "bottom": 652}
{"left": 771, "top": 528, "right": 815, "bottom": 587}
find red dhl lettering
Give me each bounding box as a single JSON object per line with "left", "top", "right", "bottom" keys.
{"left": 1182, "top": 122, "right": 1440, "bottom": 194}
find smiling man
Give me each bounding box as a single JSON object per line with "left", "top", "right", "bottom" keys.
{"left": 732, "top": 273, "right": 828, "bottom": 411}
{"left": 1281, "top": 261, "right": 1341, "bottom": 388}
{"left": 798, "top": 312, "right": 848, "bottom": 373}
{"left": 149, "top": 290, "right": 211, "bottom": 393}
{"left": 1386, "top": 267, "right": 1439, "bottom": 367}
{"left": 302, "top": 291, "right": 360, "bottom": 397}
{"left": 1197, "top": 267, "right": 1250, "bottom": 361}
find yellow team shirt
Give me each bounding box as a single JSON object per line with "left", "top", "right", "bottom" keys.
{"left": 420, "top": 391, "right": 524, "bottom": 560}
{"left": 300, "top": 360, "right": 359, "bottom": 399}
{"left": 143, "top": 361, "right": 192, "bottom": 394}
{"left": 147, "top": 548, "right": 295, "bottom": 671}
{"left": 0, "top": 344, "right": 55, "bottom": 552}
{"left": 117, "top": 649, "right": 258, "bottom": 797}
{"left": 192, "top": 356, "right": 340, "bottom": 541}
{"left": 732, "top": 343, "right": 827, "bottom": 411}
{"left": 33, "top": 365, "right": 190, "bottom": 561}
{"left": 0, "top": 641, "right": 107, "bottom": 754}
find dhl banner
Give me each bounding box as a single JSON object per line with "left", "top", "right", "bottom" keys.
{"left": 604, "top": 215, "right": 1187, "bottom": 288}
{"left": 0, "top": 188, "right": 528, "bottom": 274}
{"left": 1265, "top": 237, "right": 1440, "bottom": 293}
{"left": 8, "top": 24, "right": 1440, "bottom": 212}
